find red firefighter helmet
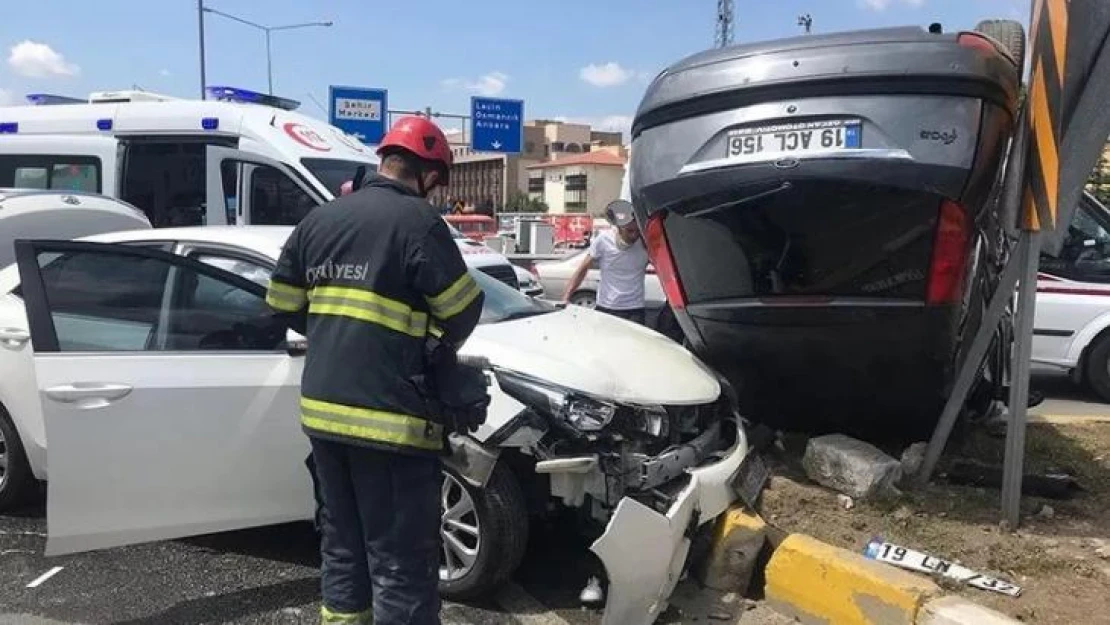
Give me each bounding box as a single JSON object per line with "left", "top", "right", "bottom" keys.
{"left": 377, "top": 116, "right": 453, "bottom": 184}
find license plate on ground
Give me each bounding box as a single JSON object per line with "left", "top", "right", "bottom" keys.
{"left": 726, "top": 119, "right": 862, "bottom": 160}
{"left": 865, "top": 540, "right": 1023, "bottom": 597}
{"left": 730, "top": 452, "right": 770, "bottom": 509}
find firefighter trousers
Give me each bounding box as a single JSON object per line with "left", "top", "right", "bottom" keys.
{"left": 310, "top": 437, "right": 442, "bottom": 625}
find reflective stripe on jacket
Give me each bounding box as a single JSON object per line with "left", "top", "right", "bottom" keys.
{"left": 266, "top": 175, "right": 484, "bottom": 455}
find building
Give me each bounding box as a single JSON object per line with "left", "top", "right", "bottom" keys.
{"left": 526, "top": 149, "right": 627, "bottom": 215}
{"left": 430, "top": 120, "right": 626, "bottom": 212}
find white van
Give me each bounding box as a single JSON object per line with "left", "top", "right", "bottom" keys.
{"left": 0, "top": 87, "right": 378, "bottom": 228}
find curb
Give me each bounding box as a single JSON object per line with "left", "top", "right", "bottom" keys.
{"left": 704, "top": 505, "right": 1022, "bottom": 625}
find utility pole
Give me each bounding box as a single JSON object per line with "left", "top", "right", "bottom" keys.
{"left": 715, "top": 0, "right": 735, "bottom": 48}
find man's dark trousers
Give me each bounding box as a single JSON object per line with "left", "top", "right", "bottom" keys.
{"left": 311, "top": 437, "right": 442, "bottom": 624}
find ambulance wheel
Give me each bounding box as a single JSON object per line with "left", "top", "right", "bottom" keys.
{"left": 975, "top": 19, "right": 1026, "bottom": 77}
{"left": 438, "top": 463, "right": 528, "bottom": 600}
{"left": 1084, "top": 333, "right": 1110, "bottom": 403}
{"left": 0, "top": 405, "right": 34, "bottom": 512}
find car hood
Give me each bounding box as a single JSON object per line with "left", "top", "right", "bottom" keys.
{"left": 460, "top": 306, "right": 720, "bottom": 405}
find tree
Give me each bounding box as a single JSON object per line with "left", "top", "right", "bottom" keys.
{"left": 503, "top": 191, "right": 549, "bottom": 214}
{"left": 1087, "top": 149, "right": 1110, "bottom": 206}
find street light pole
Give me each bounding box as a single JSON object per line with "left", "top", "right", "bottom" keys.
{"left": 202, "top": 6, "right": 332, "bottom": 95}
{"left": 198, "top": 0, "right": 207, "bottom": 98}
{"left": 265, "top": 30, "right": 273, "bottom": 94}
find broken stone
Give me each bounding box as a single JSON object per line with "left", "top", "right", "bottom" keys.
{"left": 802, "top": 434, "right": 902, "bottom": 500}
{"left": 1037, "top": 504, "right": 1055, "bottom": 520}
{"left": 837, "top": 494, "right": 855, "bottom": 510}
{"left": 708, "top": 611, "right": 732, "bottom": 621}
{"left": 899, "top": 442, "right": 928, "bottom": 481}
{"left": 893, "top": 505, "right": 913, "bottom": 521}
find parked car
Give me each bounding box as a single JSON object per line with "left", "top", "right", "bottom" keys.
{"left": 446, "top": 221, "right": 520, "bottom": 291}
{"left": 512, "top": 264, "right": 545, "bottom": 298}
{"left": 0, "top": 189, "right": 151, "bottom": 269}
{"left": 0, "top": 224, "right": 753, "bottom": 624}
{"left": 534, "top": 250, "right": 666, "bottom": 313}
{"left": 627, "top": 24, "right": 1024, "bottom": 437}
{"left": 1033, "top": 191, "right": 1110, "bottom": 402}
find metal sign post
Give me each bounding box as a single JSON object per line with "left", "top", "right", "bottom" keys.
{"left": 918, "top": 0, "right": 1110, "bottom": 528}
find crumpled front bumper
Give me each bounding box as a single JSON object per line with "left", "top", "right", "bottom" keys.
{"left": 589, "top": 413, "right": 750, "bottom": 625}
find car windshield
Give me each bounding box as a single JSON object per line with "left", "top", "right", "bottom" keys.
{"left": 301, "top": 158, "right": 377, "bottom": 198}
{"left": 194, "top": 253, "right": 554, "bottom": 326}
{"left": 471, "top": 269, "right": 555, "bottom": 323}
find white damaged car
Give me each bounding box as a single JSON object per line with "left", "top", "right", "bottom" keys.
{"left": 0, "top": 225, "right": 756, "bottom": 624}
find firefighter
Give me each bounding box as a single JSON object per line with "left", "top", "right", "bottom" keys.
{"left": 265, "top": 115, "right": 486, "bottom": 625}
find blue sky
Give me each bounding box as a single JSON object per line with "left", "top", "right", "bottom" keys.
{"left": 1, "top": 0, "right": 1028, "bottom": 136}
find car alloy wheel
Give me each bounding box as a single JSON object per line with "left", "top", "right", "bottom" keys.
{"left": 440, "top": 472, "right": 481, "bottom": 582}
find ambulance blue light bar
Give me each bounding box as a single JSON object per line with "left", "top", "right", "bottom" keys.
{"left": 96, "top": 119, "right": 113, "bottom": 131}
{"left": 205, "top": 86, "right": 300, "bottom": 111}
{"left": 0, "top": 123, "right": 17, "bottom": 133}
{"left": 25, "top": 93, "right": 86, "bottom": 106}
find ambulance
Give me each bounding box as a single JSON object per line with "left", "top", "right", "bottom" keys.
{"left": 0, "top": 86, "right": 378, "bottom": 228}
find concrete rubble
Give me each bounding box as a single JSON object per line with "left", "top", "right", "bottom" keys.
{"left": 802, "top": 434, "right": 902, "bottom": 500}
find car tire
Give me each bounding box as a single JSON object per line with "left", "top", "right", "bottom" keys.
{"left": 0, "top": 405, "right": 34, "bottom": 512}
{"left": 569, "top": 290, "right": 597, "bottom": 309}
{"left": 439, "top": 463, "right": 529, "bottom": 600}
{"left": 1084, "top": 333, "right": 1110, "bottom": 403}
{"left": 975, "top": 19, "right": 1026, "bottom": 77}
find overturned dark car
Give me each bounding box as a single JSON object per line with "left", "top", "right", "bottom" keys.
{"left": 627, "top": 24, "right": 1024, "bottom": 437}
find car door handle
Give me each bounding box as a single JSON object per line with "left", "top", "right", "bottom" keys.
{"left": 0, "top": 327, "right": 29, "bottom": 348}
{"left": 45, "top": 383, "right": 133, "bottom": 405}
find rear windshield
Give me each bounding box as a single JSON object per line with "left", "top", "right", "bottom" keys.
{"left": 664, "top": 181, "right": 941, "bottom": 302}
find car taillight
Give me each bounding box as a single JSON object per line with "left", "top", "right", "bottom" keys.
{"left": 956, "top": 32, "right": 1013, "bottom": 64}
{"left": 644, "top": 212, "right": 687, "bottom": 310}
{"left": 925, "top": 200, "right": 970, "bottom": 306}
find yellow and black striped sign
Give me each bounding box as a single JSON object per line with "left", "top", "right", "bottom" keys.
{"left": 1022, "top": 0, "right": 1069, "bottom": 231}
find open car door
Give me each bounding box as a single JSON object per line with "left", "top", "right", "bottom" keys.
{"left": 13, "top": 239, "right": 312, "bottom": 555}
{"left": 205, "top": 147, "right": 325, "bottom": 226}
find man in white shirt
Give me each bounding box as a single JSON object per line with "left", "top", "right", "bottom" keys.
{"left": 562, "top": 200, "right": 650, "bottom": 324}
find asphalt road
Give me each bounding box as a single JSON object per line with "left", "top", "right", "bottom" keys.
{"left": 0, "top": 497, "right": 790, "bottom": 625}
{"left": 1031, "top": 369, "right": 1110, "bottom": 420}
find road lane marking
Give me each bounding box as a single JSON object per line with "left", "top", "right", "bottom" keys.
{"left": 495, "top": 583, "right": 574, "bottom": 625}
{"left": 26, "top": 566, "right": 64, "bottom": 588}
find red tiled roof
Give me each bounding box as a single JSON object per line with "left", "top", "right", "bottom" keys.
{"left": 527, "top": 151, "right": 626, "bottom": 169}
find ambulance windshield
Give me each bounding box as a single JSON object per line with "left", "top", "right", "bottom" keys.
{"left": 302, "top": 158, "right": 378, "bottom": 198}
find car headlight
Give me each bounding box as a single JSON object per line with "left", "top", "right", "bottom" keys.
{"left": 496, "top": 370, "right": 615, "bottom": 432}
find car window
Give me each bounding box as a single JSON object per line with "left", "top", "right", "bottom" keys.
{"left": 250, "top": 165, "right": 319, "bottom": 226}
{"left": 193, "top": 254, "right": 271, "bottom": 287}
{"left": 0, "top": 155, "right": 101, "bottom": 193}
{"left": 162, "top": 268, "right": 284, "bottom": 351}
{"left": 36, "top": 250, "right": 170, "bottom": 351}
{"left": 1041, "top": 199, "right": 1110, "bottom": 283}
{"left": 33, "top": 247, "right": 284, "bottom": 352}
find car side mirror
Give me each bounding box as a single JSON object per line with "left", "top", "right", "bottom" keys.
{"left": 284, "top": 329, "right": 307, "bottom": 356}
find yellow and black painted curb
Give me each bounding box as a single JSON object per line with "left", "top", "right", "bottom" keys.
{"left": 704, "top": 505, "right": 1021, "bottom": 625}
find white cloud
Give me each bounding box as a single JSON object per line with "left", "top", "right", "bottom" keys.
{"left": 7, "top": 40, "right": 79, "bottom": 78}
{"left": 579, "top": 62, "right": 635, "bottom": 88}
{"left": 0, "top": 89, "right": 15, "bottom": 106}
{"left": 441, "top": 71, "right": 508, "bottom": 97}
{"left": 859, "top": 0, "right": 925, "bottom": 10}
{"left": 159, "top": 69, "right": 171, "bottom": 77}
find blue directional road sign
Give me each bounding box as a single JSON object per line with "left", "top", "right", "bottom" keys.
{"left": 328, "top": 86, "right": 388, "bottom": 145}
{"left": 470, "top": 96, "right": 524, "bottom": 153}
